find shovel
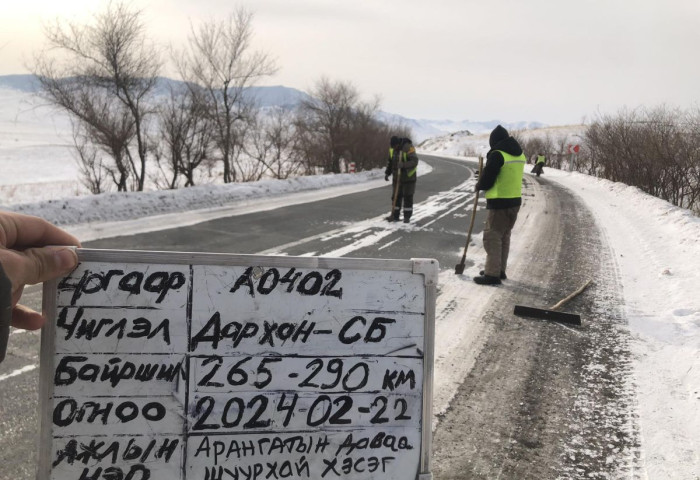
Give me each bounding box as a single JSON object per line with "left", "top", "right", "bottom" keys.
{"left": 387, "top": 166, "right": 402, "bottom": 221}
{"left": 455, "top": 156, "right": 483, "bottom": 274}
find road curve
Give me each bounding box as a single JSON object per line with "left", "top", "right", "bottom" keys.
{"left": 0, "top": 155, "right": 638, "bottom": 479}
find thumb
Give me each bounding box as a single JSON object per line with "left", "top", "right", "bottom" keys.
{"left": 17, "top": 246, "right": 78, "bottom": 286}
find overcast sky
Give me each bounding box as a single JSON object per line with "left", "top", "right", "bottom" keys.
{"left": 1, "top": 0, "right": 699, "bottom": 125}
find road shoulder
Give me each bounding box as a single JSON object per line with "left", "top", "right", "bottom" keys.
{"left": 431, "top": 176, "right": 640, "bottom": 478}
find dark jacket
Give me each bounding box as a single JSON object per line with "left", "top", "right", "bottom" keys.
{"left": 476, "top": 125, "right": 524, "bottom": 209}
{"left": 0, "top": 264, "right": 11, "bottom": 363}
{"left": 385, "top": 139, "right": 419, "bottom": 185}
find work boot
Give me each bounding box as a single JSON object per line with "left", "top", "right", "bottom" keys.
{"left": 386, "top": 215, "right": 399, "bottom": 222}
{"left": 473, "top": 274, "right": 501, "bottom": 285}
{"left": 403, "top": 217, "right": 410, "bottom": 223}
{"left": 480, "top": 270, "right": 507, "bottom": 280}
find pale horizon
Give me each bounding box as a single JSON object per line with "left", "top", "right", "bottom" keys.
{"left": 1, "top": 0, "right": 698, "bottom": 125}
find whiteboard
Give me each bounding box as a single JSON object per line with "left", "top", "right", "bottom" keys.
{"left": 40, "top": 249, "right": 437, "bottom": 480}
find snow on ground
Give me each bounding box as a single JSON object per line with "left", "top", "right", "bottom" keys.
{"left": 0, "top": 88, "right": 80, "bottom": 203}
{"left": 1, "top": 104, "right": 698, "bottom": 477}
{"left": 423, "top": 125, "right": 700, "bottom": 480}
{"left": 427, "top": 154, "right": 700, "bottom": 478}
{"left": 544, "top": 168, "right": 700, "bottom": 479}
{"left": 4, "top": 153, "right": 698, "bottom": 478}
{"left": 420, "top": 125, "right": 587, "bottom": 158}
{"left": 425, "top": 128, "right": 699, "bottom": 479}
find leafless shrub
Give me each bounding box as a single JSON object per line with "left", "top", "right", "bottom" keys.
{"left": 177, "top": 8, "right": 277, "bottom": 184}
{"left": 295, "top": 78, "right": 360, "bottom": 174}
{"left": 581, "top": 106, "right": 700, "bottom": 213}
{"left": 153, "top": 86, "right": 213, "bottom": 188}
{"left": 344, "top": 101, "right": 411, "bottom": 173}
{"left": 246, "top": 108, "right": 302, "bottom": 179}
{"left": 32, "top": 1, "right": 161, "bottom": 191}
{"left": 71, "top": 123, "right": 108, "bottom": 194}
{"left": 513, "top": 130, "right": 572, "bottom": 169}
{"left": 295, "top": 77, "right": 404, "bottom": 174}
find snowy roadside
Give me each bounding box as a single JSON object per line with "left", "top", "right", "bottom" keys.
{"left": 6, "top": 170, "right": 384, "bottom": 228}
{"left": 420, "top": 148, "right": 700, "bottom": 477}
{"left": 543, "top": 168, "right": 700, "bottom": 480}
{"left": 429, "top": 152, "right": 700, "bottom": 478}
{"left": 3, "top": 150, "right": 698, "bottom": 478}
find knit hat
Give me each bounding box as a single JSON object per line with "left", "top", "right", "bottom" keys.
{"left": 489, "top": 125, "right": 509, "bottom": 148}
{"left": 390, "top": 136, "right": 401, "bottom": 147}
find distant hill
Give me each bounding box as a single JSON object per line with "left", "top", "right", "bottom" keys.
{"left": 420, "top": 124, "right": 587, "bottom": 157}
{"left": 377, "top": 111, "right": 547, "bottom": 142}
{"left": 0, "top": 74, "right": 312, "bottom": 109}
{"left": 0, "top": 74, "right": 546, "bottom": 143}
{"left": 0, "top": 74, "right": 41, "bottom": 92}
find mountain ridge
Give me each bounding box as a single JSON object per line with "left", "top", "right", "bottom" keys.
{"left": 0, "top": 74, "right": 546, "bottom": 141}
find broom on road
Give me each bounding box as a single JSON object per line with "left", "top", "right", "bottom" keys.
{"left": 455, "top": 156, "right": 483, "bottom": 274}
{"left": 513, "top": 279, "right": 593, "bottom": 325}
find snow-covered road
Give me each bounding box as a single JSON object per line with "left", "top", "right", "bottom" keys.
{"left": 1, "top": 154, "right": 698, "bottom": 479}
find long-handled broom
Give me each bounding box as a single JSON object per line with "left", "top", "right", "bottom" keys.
{"left": 513, "top": 279, "right": 593, "bottom": 325}
{"left": 455, "top": 156, "right": 483, "bottom": 274}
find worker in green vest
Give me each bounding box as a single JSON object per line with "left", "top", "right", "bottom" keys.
{"left": 385, "top": 136, "right": 401, "bottom": 182}
{"left": 532, "top": 152, "right": 545, "bottom": 176}
{"left": 385, "top": 137, "right": 419, "bottom": 223}
{"left": 473, "top": 125, "right": 526, "bottom": 285}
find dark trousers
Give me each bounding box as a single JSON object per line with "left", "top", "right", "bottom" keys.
{"left": 483, "top": 206, "right": 520, "bottom": 277}
{"left": 391, "top": 182, "right": 415, "bottom": 220}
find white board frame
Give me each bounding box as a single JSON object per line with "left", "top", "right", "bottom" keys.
{"left": 39, "top": 249, "right": 437, "bottom": 480}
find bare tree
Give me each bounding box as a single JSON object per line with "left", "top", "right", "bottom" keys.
{"left": 345, "top": 101, "right": 404, "bottom": 172}
{"left": 177, "top": 8, "right": 277, "bottom": 184}
{"left": 683, "top": 108, "right": 700, "bottom": 211}
{"left": 154, "top": 86, "right": 213, "bottom": 188}
{"left": 295, "top": 77, "right": 406, "bottom": 175}
{"left": 31, "top": 1, "right": 161, "bottom": 191}
{"left": 71, "top": 122, "right": 108, "bottom": 194}
{"left": 296, "top": 78, "right": 360, "bottom": 174}
{"left": 247, "top": 108, "right": 301, "bottom": 179}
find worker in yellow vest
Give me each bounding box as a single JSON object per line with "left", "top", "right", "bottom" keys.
{"left": 532, "top": 153, "right": 545, "bottom": 176}
{"left": 473, "top": 125, "right": 526, "bottom": 285}
{"left": 384, "top": 137, "right": 419, "bottom": 223}
{"left": 385, "top": 136, "right": 401, "bottom": 182}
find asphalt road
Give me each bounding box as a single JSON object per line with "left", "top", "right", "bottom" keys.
{"left": 0, "top": 154, "right": 479, "bottom": 480}
{"left": 83, "top": 153, "right": 480, "bottom": 263}
{"left": 0, "top": 154, "right": 638, "bottom": 479}
{"left": 430, "top": 176, "right": 639, "bottom": 479}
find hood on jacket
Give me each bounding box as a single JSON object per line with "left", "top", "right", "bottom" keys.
{"left": 488, "top": 125, "right": 523, "bottom": 156}
{"left": 489, "top": 125, "right": 508, "bottom": 148}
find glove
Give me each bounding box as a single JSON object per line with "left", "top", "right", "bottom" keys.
{"left": 384, "top": 175, "right": 389, "bottom": 181}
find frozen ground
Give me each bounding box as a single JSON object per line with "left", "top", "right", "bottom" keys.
{"left": 1, "top": 88, "right": 698, "bottom": 478}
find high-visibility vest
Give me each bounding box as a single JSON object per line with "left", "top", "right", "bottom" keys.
{"left": 401, "top": 146, "right": 417, "bottom": 178}
{"left": 485, "top": 150, "right": 526, "bottom": 199}
{"left": 390, "top": 148, "right": 417, "bottom": 178}
{"left": 536, "top": 155, "right": 545, "bottom": 164}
